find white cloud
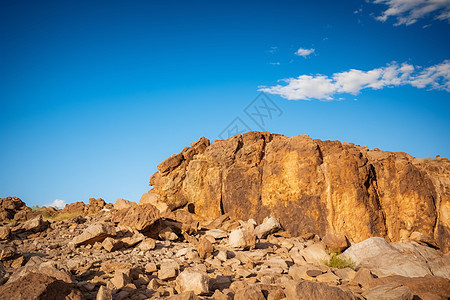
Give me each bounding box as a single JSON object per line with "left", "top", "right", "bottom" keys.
{"left": 373, "top": 0, "right": 450, "bottom": 25}
{"left": 269, "top": 62, "right": 281, "bottom": 65}
{"left": 47, "top": 199, "right": 66, "bottom": 209}
{"left": 295, "top": 47, "right": 315, "bottom": 57}
{"left": 258, "top": 60, "right": 450, "bottom": 100}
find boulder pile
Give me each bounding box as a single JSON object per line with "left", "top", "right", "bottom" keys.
{"left": 0, "top": 197, "right": 449, "bottom": 299}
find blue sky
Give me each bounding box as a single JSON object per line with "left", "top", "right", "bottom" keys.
{"left": 1, "top": 0, "right": 449, "bottom": 208}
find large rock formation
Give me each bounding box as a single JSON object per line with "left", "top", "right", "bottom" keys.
{"left": 140, "top": 132, "right": 450, "bottom": 252}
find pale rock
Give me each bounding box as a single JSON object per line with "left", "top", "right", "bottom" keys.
{"left": 299, "top": 243, "right": 329, "bottom": 264}
{"left": 102, "top": 237, "right": 123, "bottom": 252}
{"left": 229, "top": 222, "right": 256, "bottom": 250}
{"left": 343, "top": 237, "right": 448, "bottom": 278}
{"left": 72, "top": 223, "right": 116, "bottom": 246}
{"left": 365, "top": 283, "right": 413, "bottom": 300}
{"left": 23, "top": 215, "right": 49, "bottom": 233}
{"left": 96, "top": 285, "right": 112, "bottom": 300}
{"left": 176, "top": 269, "right": 210, "bottom": 295}
{"left": 284, "top": 280, "right": 356, "bottom": 299}
{"left": 254, "top": 216, "right": 282, "bottom": 239}
{"left": 110, "top": 271, "right": 131, "bottom": 289}
{"left": 114, "top": 198, "right": 136, "bottom": 210}
{"left": 138, "top": 238, "right": 156, "bottom": 251}
{"left": 158, "top": 260, "right": 179, "bottom": 280}
{"left": 205, "top": 229, "right": 228, "bottom": 239}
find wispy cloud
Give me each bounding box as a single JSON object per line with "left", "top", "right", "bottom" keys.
{"left": 46, "top": 199, "right": 66, "bottom": 209}
{"left": 372, "top": 0, "right": 450, "bottom": 26}
{"left": 295, "top": 47, "right": 315, "bottom": 58}
{"left": 269, "top": 62, "right": 280, "bottom": 65}
{"left": 258, "top": 60, "right": 450, "bottom": 100}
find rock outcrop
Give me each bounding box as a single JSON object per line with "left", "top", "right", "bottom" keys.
{"left": 141, "top": 132, "right": 450, "bottom": 252}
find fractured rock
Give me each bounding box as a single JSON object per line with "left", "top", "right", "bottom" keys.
{"left": 72, "top": 223, "right": 116, "bottom": 246}
{"left": 255, "top": 216, "right": 282, "bottom": 239}
{"left": 229, "top": 222, "right": 256, "bottom": 250}
{"left": 322, "top": 233, "right": 349, "bottom": 253}
{"left": 197, "top": 236, "right": 214, "bottom": 259}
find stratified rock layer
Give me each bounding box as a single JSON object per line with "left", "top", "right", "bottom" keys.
{"left": 141, "top": 132, "right": 450, "bottom": 252}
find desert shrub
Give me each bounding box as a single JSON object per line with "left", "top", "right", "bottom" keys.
{"left": 44, "top": 212, "right": 80, "bottom": 221}
{"left": 31, "top": 205, "right": 40, "bottom": 211}
{"left": 323, "top": 252, "right": 356, "bottom": 269}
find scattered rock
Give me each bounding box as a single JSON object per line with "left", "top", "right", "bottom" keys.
{"left": 322, "top": 233, "right": 349, "bottom": 253}
{"left": 138, "top": 238, "right": 156, "bottom": 251}
{"left": 113, "top": 204, "right": 161, "bottom": 232}
{"left": 0, "top": 272, "right": 82, "bottom": 300}
{"left": 365, "top": 283, "right": 413, "bottom": 300}
{"left": 254, "top": 216, "right": 282, "bottom": 239}
{"left": 96, "top": 285, "right": 112, "bottom": 300}
{"left": 158, "top": 260, "right": 179, "bottom": 280}
{"left": 229, "top": 221, "right": 256, "bottom": 250}
{"left": 234, "top": 284, "right": 265, "bottom": 300}
{"left": 72, "top": 223, "right": 116, "bottom": 246}
{"left": 176, "top": 269, "right": 210, "bottom": 295}
{"left": 0, "top": 226, "right": 11, "bottom": 240}
{"left": 102, "top": 237, "right": 123, "bottom": 252}
{"left": 114, "top": 198, "right": 137, "bottom": 210}
{"left": 284, "top": 280, "right": 356, "bottom": 299}
{"left": 197, "top": 236, "right": 214, "bottom": 259}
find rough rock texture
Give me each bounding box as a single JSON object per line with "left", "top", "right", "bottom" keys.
{"left": 0, "top": 272, "right": 82, "bottom": 300}
{"left": 142, "top": 132, "right": 450, "bottom": 252}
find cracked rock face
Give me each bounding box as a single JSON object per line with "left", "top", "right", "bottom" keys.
{"left": 142, "top": 131, "right": 450, "bottom": 252}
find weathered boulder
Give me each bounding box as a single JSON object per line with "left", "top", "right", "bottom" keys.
{"left": 0, "top": 226, "right": 11, "bottom": 240}
{"left": 365, "top": 284, "right": 413, "bottom": 300}
{"left": 254, "top": 216, "right": 282, "bottom": 239}
{"left": 0, "top": 272, "right": 83, "bottom": 300}
{"left": 142, "top": 132, "right": 450, "bottom": 252}
{"left": 112, "top": 204, "right": 160, "bottom": 232}
{"left": 86, "top": 198, "right": 106, "bottom": 215}
{"left": 197, "top": 236, "right": 214, "bottom": 259}
{"left": 229, "top": 221, "right": 256, "bottom": 250}
{"left": 284, "top": 280, "right": 356, "bottom": 300}
{"left": 176, "top": 269, "right": 210, "bottom": 295}
{"left": 234, "top": 284, "right": 265, "bottom": 300}
{"left": 23, "top": 215, "right": 49, "bottom": 233}
{"left": 96, "top": 285, "right": 112, "bottom": 300}
{"left": 0, "top": 197, "right": 28, "bottom": 221}
{"left": 114, "top": 198, "right": 137, "bottom": 210}
{"left": 322, "top": 233, "right": 350, "bottom": 253}
{"left": 72, "top": 223, "right": 116, "bottom": 246}
{"left": 343, "top": 237, "right": 450, "bottom": 278}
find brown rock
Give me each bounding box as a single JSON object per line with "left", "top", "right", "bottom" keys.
{"left": 86, "top": 198, "right": 106, "bottom": 215}
{"left": 158, "top": 260, "right": 179, "bottom": 280}
{"left": 110, "top": 270, "right": 131, "bottom": 289}
{"left": 0, "top": 226, "right": 11, "bottom": 240}
{"left": 352, "top": 268, "right": 376, "bottom": 289}
{"left": 229, "top": 221, "right": 256, "bottom": 250}
{"left": 176, "top": 269, "right": 210, "bottom": 295}
{"left": 197, "top": 236, "right": 214, "bottom": 259}
{"left": 0, "top": 272, "right": 82, "bottom": 300}
{"left": 0, "top": 197, "right": 27, "bottom": 221}
{"left": 102, "top": 237, "right": 123, "bottom": 252}
{"left": 112, "top": 204, "right": 160, "bottom": 232}
{"left": 234, "top": 284, "right": 265, "bottom": 300}
{"left": 138, "top": 238, "right": 156, "bottom": 251}
{"left": 96, "top": 285, "right": 112, "bottom": 300}
{"left": 114, "top": 198, "right": 137, "bottom": 210}
{"left": 322, "top": 233, "right": 349, "bottom": 253}
{"left": 143, "top": 132, "right": 450, "bottom": 252}
{"left": 72, "top": 223, "right": 116, "bottom": 246}
{"left": 60, "top": 201, "right": 86, "bottom": 216}
{"left": 23, "top": 215, "right": 49, "bottom": 233}
{"left": 284, "top": 280, "right": 356, "bottom": 300}
{"left": 365, "top": 283, "right": 413, "bottom": 300}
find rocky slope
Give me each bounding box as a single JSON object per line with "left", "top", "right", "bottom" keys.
{"left": 0, "top": 197, "right": 449, "bottom": 299}
{"left": 140, "top": 132, "right": 450, "bottom": 252}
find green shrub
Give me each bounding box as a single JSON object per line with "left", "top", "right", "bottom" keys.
{"left": 31, "top": 205, "right": 41, "bottom": 211}
{"left": 323, "top": 252, "right": 356, "bottom": 269}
